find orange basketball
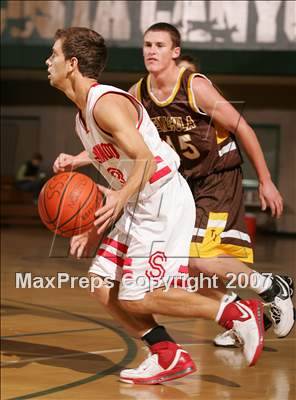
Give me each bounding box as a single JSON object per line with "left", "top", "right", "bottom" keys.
{"left": 38, "top": 172, "right": 103, "bottom": 237}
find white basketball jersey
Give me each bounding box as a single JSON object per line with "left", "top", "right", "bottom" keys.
{"left": 75, "top": 84, "right": 180, "bottom": 201}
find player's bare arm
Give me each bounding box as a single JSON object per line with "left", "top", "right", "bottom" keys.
{"left": 53, "top": 150, "right": 91, "bottom": 173}
{"left": 92, "top": 93, "right": 157, "bottom": 234}
{"left": 192, "top": 77, "right": 283, "bottom": 218}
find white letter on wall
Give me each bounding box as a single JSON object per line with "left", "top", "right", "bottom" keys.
{"left": 72, "top": 1, "right": 91, "bottom": 27}
{"left": 255, "top": 1, "right": 281, "bottom": 42}
{"left": 284, "top": 1, "right": 296, "bottom": 42}
{"left": 210, "top": 1, "right": 248, "bottom": 42}
{"left": 93, "top": 1, "right": 130, "bottom": 40}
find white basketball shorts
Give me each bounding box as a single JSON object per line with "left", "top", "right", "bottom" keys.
{"left": 89, "top": 173, "right": 195, "bottom": 300}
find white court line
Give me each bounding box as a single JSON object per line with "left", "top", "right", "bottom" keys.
{"left": 1, "top": 348, "right": 125, "bottom": 366}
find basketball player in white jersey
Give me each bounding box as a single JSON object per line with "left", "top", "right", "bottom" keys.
{"left": 48, "top": 27, "right": 265, "bottom": 384}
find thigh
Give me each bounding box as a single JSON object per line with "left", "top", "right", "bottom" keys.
{"left": 89, "top": 227, "right": 130, "bottom": 282}
{"left": 119, "top": 174, "right": 195, "bottom": 301}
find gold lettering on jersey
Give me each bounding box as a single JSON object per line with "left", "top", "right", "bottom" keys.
{"left": 179, "top": 134, "right": 200, "bottom": 159}
{"left": 185, "top": 116, "right": 196, "bottom": 131}
{"left": 151, "top": 115, "right": 196, "bottom": 133}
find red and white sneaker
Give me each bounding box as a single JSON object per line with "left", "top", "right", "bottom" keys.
{"left": 120, "top": 341, "right": 196, "bottom": 384}
{"left": 219, "top": 299, "right": 264, "bottom": 367}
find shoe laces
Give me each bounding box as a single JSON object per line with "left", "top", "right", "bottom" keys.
{"left": 135, "top": 353, "right": 158, "bottom": 372}
{"left": 270, "top": 303, "right": 281, "bottom": 325}
{"left": 221, "top": 329, "right": 235, "bottom": 339}
{"left": 231, "top": 330, "right": 244, "bottom": 346}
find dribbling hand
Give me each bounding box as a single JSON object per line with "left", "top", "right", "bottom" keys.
{"left": 70, "top": 228, "right": 101, "bottom": 259}
{"left": 94, "top": 185, "right": 125, "bottom": 235}
{"left": 53, "top": 153, "right": 75, "bottom": 173}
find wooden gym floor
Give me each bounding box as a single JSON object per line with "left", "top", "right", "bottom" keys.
{"left": 1, "top": 226, "right": 295, "bottom": 400}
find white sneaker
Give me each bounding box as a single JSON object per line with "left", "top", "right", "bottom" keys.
{"left": 213, "top": 292, "right": 240, "bottom": 347}
{"left": 213, "top": 330, "right": 239, "bottom": 347}
{"left": 232, "top": 300, "right": 264, "bottom": 367}
{"left": 262, "top": 275, "right": 295, "bottom": 337}
{"left": 120, "top": 342, "right": 196, "bottom": 385}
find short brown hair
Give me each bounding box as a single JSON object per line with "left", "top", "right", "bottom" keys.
{"left": 54, "top": 27, "right": 107, "bottom": 80}
{"left": 144, "top": 23, "right": 181, "bottom": 48}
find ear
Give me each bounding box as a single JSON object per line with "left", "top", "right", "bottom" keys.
{"left": 69, "top": 57, "right": 78, "bottom": 70}
{"left": 172, "top": 47, "right": 181, "bottom": 60}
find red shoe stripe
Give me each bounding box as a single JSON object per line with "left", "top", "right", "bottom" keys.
{"left": 249, "top": 301, "right": 264, "bottom": 367}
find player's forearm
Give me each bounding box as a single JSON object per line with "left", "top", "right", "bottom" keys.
{"left": 119, "top": 156, "right": 156, "bottom": 202}
{"left": 235, "top": 122, "right": 271, "bottom": 184}
{"left": 74, "top": 151, "right": 92, "bottom": 168}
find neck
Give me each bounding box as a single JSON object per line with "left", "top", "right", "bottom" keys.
{"left": 62, "top": 77, "right": 98, "bottom": 110}
{"left": 149, "top": 64, "right": 181, "bottom": 91}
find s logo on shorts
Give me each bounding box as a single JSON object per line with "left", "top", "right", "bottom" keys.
{"left": 145, "top": 251, "right": 167, "bottom": 280}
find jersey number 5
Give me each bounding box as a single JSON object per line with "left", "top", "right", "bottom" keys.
{"left": 165, "top": 134, "right": 200, "bottom": 160}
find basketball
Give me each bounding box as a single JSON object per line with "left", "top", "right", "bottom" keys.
{"left": 38, "top": 172, "right": 103, "bottom": 237}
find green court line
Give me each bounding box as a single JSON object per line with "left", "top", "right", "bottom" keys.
{"left": 3, "top": 299, "right": 138, "bottom": 400}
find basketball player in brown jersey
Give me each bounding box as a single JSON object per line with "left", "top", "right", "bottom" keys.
{"left": 129, "top": 23, "right": 294, "bottom": 346}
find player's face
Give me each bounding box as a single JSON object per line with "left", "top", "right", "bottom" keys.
{"left": 143, "top": 31, "right": 180, "bottom": 73}
{"left": 45, "top": 39, "right": 70, "bottom": 89}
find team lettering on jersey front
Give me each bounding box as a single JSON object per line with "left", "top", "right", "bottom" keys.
{"left": 151, "top": 115, "right": 196, "bottom": 133}
{"left": 92, "top": 143, "right": 120, "bottom": 164}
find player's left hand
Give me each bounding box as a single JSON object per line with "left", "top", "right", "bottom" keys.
{"left": 94, "top": 185, "right": 125, "bottom": 235}
{"left": 258, "top": 179, "right": 283, "bottom": 218}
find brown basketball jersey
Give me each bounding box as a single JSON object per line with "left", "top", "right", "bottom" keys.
{"left": 135, "top": 67, "right": 242, "bottom": 178}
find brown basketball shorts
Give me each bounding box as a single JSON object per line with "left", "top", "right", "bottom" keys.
{"left": 188, "top": 167, "right": 253, "bottom": 264}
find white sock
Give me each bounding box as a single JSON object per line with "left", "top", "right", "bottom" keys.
{"left": 250, "top": 271, "right": 273, "bottom": 294}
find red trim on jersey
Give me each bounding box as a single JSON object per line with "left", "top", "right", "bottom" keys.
{"left": 102, "top": 237, "right": 128, "bottom": 253}
{"left": 155, "top": 156, "right": 163, "bottom": 164}
{"left": 178, "top": 265, "right": 189, "bottom": 274}
{"left": 149, "top": 166, "right": 172, "bottom": 184}
{"left": 90, "top": 82, "right": 100, "bottom": 88}
{"left": 97, "top": 249, "right": 125, "bottom": 267}
{"left": 92, "top": 91, "right": 143, "bottom": 137}
{"left": 123, "top": 257, "right": 132, "bottom": 266}
{"left": 122, "top": 269, "right": 133, "bottom": 277}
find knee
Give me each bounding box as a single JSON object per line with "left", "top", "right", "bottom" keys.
{"left": 88, "top": 273, "right": 113, "bottom": 307}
